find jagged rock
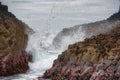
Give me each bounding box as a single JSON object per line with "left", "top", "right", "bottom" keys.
{"left": 108, "top": 7, "right": 120, "bottom": 21}
{"left": 0, "top": 2, "right": 8, "bottom": 12}
{"left": 39, "top": 6, "right": 120, "bottom": 80}
{"left": 42, "top": 23, "right": 120, "bottom": 80}
{"left": 0, "top": 3, "right": 31, "bottom": 76}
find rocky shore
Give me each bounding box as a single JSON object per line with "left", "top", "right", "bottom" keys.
{"left": 43, "top": 30, "right": 120, "bottom": 80}
{"left": 0, "top": 2, "right": 31, "bottom": 76}
{"left": 39, "top": 9, "right": 120, "bottom": 80}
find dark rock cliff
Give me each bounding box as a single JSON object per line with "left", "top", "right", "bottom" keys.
{"left": 0, "top": 2, "right": 31, "bottom": 76}
{"left": 108, "top": 7, "right": 120, "bottom": 21}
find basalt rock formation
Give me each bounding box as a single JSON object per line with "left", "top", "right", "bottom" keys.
{"left": 42, "top": 23, "right": 120, "bottom": 80}
{"left": 0, "top": 3, "right": 31, "bottom": 76}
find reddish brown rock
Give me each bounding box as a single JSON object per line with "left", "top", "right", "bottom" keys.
{"left": 0, "top": 3, "right": 31, "bottom": 76}
{"left": 0, "top": 51, "right": 29, "bottom": 76}
{"left": 42, "top": 24, "right": 120, "bottom": 80}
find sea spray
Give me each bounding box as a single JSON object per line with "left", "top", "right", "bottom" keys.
{"left": 0, "top": 0, "right": 119, "bottom": 80}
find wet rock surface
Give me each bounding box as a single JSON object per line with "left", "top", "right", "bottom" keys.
{"left": 0, "top": 3, "right": 31, "bottom": 76}
{"left": 42, "top": 23, "right": 120, "bottom": 80}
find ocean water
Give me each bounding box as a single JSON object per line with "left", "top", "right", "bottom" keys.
{"left": 0, "top": 0, "right": 119, "bottom": 80}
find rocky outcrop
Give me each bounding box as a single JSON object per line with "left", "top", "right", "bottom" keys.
{"left": 107, "top": 7, "right": 120, "bottom": 21}
{"left": 41, "top": 9, "right": 120, "bottom": 80}
{"left": 42, "top": 24, "right": 120, "bottom": 80}
{"left": 0, "top": 3, "right": 31, "bottom": 76}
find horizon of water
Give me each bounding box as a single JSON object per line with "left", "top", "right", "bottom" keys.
{"left": 0, "top": 0, "right": 119, "bottom": 80}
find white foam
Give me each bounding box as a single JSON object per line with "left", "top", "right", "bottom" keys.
{"left": 0, "top": 0, "right": 119, "bottom": 80}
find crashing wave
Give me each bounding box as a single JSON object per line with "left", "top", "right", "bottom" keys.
{"left": 52, "top": 20, "right": 120, "bottom": 49}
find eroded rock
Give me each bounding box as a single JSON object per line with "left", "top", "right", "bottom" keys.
{"left": 0, "top": 3, "right": 31, "bottom": 76}
{"left": 43, "top": 24, "right": 120, "bottom": 80}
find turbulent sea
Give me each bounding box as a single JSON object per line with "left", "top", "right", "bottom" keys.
{"left": 0, "top": 0, "right": 119, "bottom": 80}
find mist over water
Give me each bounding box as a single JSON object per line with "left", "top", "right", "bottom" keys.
{"left": 1, "top": 0, "right": 119, "bottom": 32}
{"left": 0, "top": 0, "right": 119, "bottom": 80}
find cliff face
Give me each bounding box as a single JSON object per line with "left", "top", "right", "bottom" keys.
{"left": 42, "top": 24, "right": 120, "bottom": 80}
{"left": 0, "top": 3, "right": 31, "bottom": 76}
{"left": 108, "top": 8, "right": 120, "bottom": 21}
{"left": 41, "top": 10, "right": 120, "bottom": 80}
